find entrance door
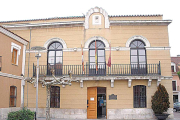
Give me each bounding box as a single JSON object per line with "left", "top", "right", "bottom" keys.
{"left": 87, "top": 87, "right": 97, "bottom": 119}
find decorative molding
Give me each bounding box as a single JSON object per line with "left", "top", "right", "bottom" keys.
{"left": 146, "top": 47, "right": 171, "bottom": 50}
{"left": 110, "top": 20, "right": 172, "bottom": 26}
{"left": 85, "top": 7, "right": 109, "bottom": 29}
{"left": 93, "top": 15, "right": 101, "bottom": 25}
{"left": 44, "top": 38, "right": 67, "bottom": 49}
{"left": 148, "top": 78, "right": 152, "bottom": 87}
{"left": 44, "top": 75, "right": 166, "bottom": 81}
{"left": 111, "top": 79, "right": 114, "bottom": 88}
{"left": 126, "top": 35, "right": 150, "bottom": 47}
{"left": 128, "top": 79, "right": 132, "bottom": 88}
{"left": 80, "top": 80, "right": 83, "bottom": 88}
{"left": 0, "top": 72, "right": 23, "bottom": 80}
{"left": 84, "top": 36, "right": 109, "bottom": 49}
{"left": 157, "top": 77, "right": 161, "bottom": 86}
{"left": 0, "top": 27, "right": 28, "bottom": 45}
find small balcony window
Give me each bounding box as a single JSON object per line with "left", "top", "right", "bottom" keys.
{"left": 172, "top": 81, "right": 177, "bottom": 91}
{"left": 171, "top": 62, "right": 176, "bottom": 72}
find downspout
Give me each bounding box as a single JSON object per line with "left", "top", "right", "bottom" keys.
{"left": 21, "top": 44, "right": 26, "bottom": 108}
{"left": 27, "top": 28, "right": 32, "bottom": 108}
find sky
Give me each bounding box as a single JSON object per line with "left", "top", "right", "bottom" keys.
{"left": 0, "top": 0, "right": 179, "bottom": 57}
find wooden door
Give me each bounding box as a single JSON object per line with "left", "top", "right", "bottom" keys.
{"left": 87, "top": 87, "right": 97, "bottom": 119}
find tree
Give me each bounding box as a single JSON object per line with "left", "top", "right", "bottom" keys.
{"left": 151, "top": 84, "right": 170, "bottom": 114}
{"left": 28, "top": 70, "right": 76, "bottom": 120}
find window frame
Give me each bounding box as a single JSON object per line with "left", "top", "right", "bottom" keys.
{"left": 9, "top": 86, "right": 17, "bottom": 107}
{"left": 130, "top": 40, "right": 147, "bottom": 74}
{"left": 89, "top": 40, "right": 106, "bottom": 67}
{"left": 12, "top": 48, "right": 17, "bottom": 64}
{"left": 47, "top": 41, "right": 63, "bottom": 75}
{"left": 11, "top": 42, "right": 21, "bottom": 65}
{"left": 133, "top": 85, "right": 146, "bottom": 108}
{"left": 172, "top": 80, "right": 177, "bottom": 91}
{"left": 171, "top": 62, "right": 176, "bottom": 72}
{"left": 50, "top": 86, "right": 60, "bottom": 108}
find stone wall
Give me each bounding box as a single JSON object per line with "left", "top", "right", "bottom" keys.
{"left": 107, "top": 108, "right": 173, "bottom": 119}
{"left": 0, "top": 107, "right": 21, "bottom": 119}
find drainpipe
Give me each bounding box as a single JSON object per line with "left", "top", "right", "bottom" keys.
{"left": 27, "top": 28, "right": 32, "bottom": 108}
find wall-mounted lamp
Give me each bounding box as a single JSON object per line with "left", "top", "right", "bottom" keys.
{"left": 116, "top": 47, "right": 120, "bottom": 51}
{"left": 73, "top": 48, "right": 77, "bottom": 51}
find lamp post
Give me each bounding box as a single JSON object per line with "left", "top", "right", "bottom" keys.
{"left": 31, "top": 46, "right": 46, "bottom": 120}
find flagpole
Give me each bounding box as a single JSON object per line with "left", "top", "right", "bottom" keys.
{"left": 95, "top": 40, "right": 98, "bottom": 74}
{"left": 81, "top": 41, "right": 84, "bottom": 74}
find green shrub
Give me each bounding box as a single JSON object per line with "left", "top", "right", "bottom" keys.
{"left": 151, "top": 84, "right": 170, "bottom": 114}
{"left": 177, "top": 71, "right": 180, "bottom": 79}
{"left": 7, "top": 108, "right": 35, "bottom": 120}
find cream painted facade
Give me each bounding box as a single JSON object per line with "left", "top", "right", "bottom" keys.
{"left": 0, "top": 26, "right": 28, "bottom": 119}
{"left": 0, "top": 7, "right": 173, "bottom": 119}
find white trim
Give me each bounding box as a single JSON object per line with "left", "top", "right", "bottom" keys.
{"left": 44, "top": 38, "right": 67, "bottom": 49}
{"left": 126, "top": 35, "right": 150, "bottom": 47}
{"left": 0, "top": 72, "right": 23, "bottom": 80}
{"left": 11, "top": 42, "right": 21, "bottom": 65}
{"left": 84, "top": 36, "right": 109, "bottom": 49}
{"left": 110, "top": 20, "right": 172, "bottom": 26}
{"left": 22, "top": 45, "right": 26, "bottom": 75}
{"left": 85, "top": 7, "right": 109, "bottom": 29}
{"left": 146, "top": 47, "right": 171, "bottom": 50}
{"left": 171, "top": 62, "right": 176, "bottom": 72}
{"left": 0, "top": 27, "right": 28, "bottom": 45}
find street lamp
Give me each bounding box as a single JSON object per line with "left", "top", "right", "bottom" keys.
{"left": 31, "top": 46, "right": 46, "bottom": 120}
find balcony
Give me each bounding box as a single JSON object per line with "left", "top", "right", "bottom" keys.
{"left": 33, "top": 62, "right": 161, "bottom": 77}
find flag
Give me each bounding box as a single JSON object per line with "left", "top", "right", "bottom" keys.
{"left": 107, "top": 43, "right": 111, "bottom": 67}
{"left": 95, "top": 40, "right": 98, "bottom": 71}
{"left": 81, "top": 43, "right": 85, "bottom": 72}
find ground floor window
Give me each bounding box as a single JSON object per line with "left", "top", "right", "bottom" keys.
{"left": 50, "top": 86, "right": 60, "bottom": 108}
{"left": 133, "top": 85, "right": 146, "bottom": 108}
{"left": 10, "top": 86, "right": 17, "bottom": 107}
{"left": 173, "top": 95, "right": 178, "bottom": 103}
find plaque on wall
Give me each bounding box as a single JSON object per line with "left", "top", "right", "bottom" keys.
{"left": 109, "top": 94, "right": 117, "bottom": 100}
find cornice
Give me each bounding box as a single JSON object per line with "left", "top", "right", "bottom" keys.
{"left": 0, "top": 26, "right": 28, "bottom": 45}
{"left": 110, "top": 20, "right": 172, "bottom": 26}
{"left": 2, "top": 20, "right": 172, "bottom": 30}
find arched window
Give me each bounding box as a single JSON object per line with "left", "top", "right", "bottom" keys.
{"left": 89, "top": 40, "right": 106, "bottom": 75}
{"left": 47, "top": 42, "right": 63, "bottom": 75}
{"left": 130, "top": 40, "right": 147, "bottom": 74}
{"left": 133, "top": 85, "right": 146, "bottom": 108}
{"left": 10, "top": 86, "right": 17, "bottom": 107}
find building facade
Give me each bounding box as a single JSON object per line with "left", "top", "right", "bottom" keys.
{"left": 0, "top": 26, "right": 28, "bottom": 119}
{"left": 0, "top": 7, "right": 173, "bottom": 119}
{"left": 171, "top": 56, "right": 180, "bottom": 103}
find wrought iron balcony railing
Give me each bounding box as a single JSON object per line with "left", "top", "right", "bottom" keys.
{"left": 33, "top": 62, "right": 161, "bottom": 77}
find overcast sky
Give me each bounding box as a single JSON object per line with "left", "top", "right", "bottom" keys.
{"left": 0, "top": 0, "right": 179, "bottom": 57}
